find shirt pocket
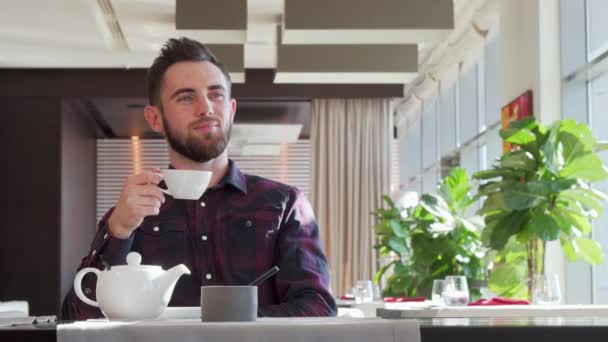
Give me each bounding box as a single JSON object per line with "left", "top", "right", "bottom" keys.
{"left": 221, "top": 207, "right": 283, "bottom": 283}
{"left": 133, "top": 215, "right": 189, "bottom": 268}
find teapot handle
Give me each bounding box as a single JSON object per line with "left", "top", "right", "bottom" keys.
{"left": 74, "top": 268, "right": 100, "bottom": 307}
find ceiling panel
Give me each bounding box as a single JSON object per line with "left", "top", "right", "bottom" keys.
{"left": 276, "top": 43, "right": 418, "bottom": 84}
{"left": 282, "top": 0, "right": 454, "bottom": 44}
{"left": 0, "top": 0, "right": 467, "bottom": 85}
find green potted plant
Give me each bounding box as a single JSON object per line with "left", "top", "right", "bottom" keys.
{"left": 373, "top": 168, "right": 486, "bottom": 298}
{"left": 473, "top": 117, "right": 608, "bottom": 300}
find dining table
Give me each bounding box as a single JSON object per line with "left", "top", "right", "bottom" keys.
{"left": 2, "top": 316, "right": 608, "bottom": 342}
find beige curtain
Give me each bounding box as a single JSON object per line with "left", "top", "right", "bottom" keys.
{"left": 310, "top": 98, "right": 392, "bottom": 296}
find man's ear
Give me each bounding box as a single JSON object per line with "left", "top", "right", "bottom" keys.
{"left": 230, "top": 98, "right": 237, "bottom": 123}
{"left": 144, "top": 105, "right": 164, "bottom": 134}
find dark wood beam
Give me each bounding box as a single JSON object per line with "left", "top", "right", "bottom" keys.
{"left": 0, "top": 69, "right": 403, "bottom": 99}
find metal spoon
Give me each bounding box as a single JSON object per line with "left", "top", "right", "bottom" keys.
{"left": 248, "top": 266, "right": 280, "bottom": 286}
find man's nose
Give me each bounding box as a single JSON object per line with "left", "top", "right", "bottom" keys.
{"left": 197, "top": 97, "right": 213, "bottom": 116}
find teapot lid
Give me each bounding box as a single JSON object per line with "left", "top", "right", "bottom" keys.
{"left": 111, "top": 252, "right": 161, "bottom": 270}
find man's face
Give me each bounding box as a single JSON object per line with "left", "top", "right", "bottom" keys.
{"left": 150, "top": 61, "right": 236, "bottom": 163}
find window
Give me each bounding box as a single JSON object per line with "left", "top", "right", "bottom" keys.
{"left": 560, "top": 0, "right": 608, "bottom": 304}
{"left": 398, "top": 36, "right": 501, "bottom": 196}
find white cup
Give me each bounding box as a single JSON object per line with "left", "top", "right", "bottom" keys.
{"left": 159, "top": 169, "right": 212, "bottom": 200}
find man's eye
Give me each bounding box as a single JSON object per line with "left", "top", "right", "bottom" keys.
{"left": 178, "top": 95, "right": 194, "bottom": 102}
{"left": 211, "top": 93, "right": 225, "bottom": 99}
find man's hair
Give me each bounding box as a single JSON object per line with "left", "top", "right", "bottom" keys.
{"left": 147, "top": 37, "right": 232, "bottom": 106}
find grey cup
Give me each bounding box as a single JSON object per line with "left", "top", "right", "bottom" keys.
{"left": 201, "top": 286, "right": 257, "bottom": 322}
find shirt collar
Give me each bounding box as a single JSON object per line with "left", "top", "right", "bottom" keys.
{"left": 219, "top": 159, "right": 248, "bottom": 194}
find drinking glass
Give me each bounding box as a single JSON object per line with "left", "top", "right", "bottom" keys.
{"left": 533, "top": 273, "right": 561, "bottom": 305}
{"left": 372, "top": 284, "right": 382, "bottom": 301}
{"left": 431, "top": 279, "right": 446, "bottom": 305}
{"left": 354, "top": 280, "right": 374, "bottom": 304}
{"left": 442, "top": 276, "right": 469, "bottom": 306}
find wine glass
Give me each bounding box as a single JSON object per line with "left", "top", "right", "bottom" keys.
{"left": 442, "top": 276, "right": 470, "bottom": 306}
{"left": 354, "top": 280, "right": 374, "bottom": 304}
{"left": 533, "top": 273, "right": 561, "bottom": 305}
{"left": 431, "top": 279, "right": 446, "bottom": 305}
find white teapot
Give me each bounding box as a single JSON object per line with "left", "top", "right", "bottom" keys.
{"left": 74, "top": 252, "right": 190, "bottom": 320}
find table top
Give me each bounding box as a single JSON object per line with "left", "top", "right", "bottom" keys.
{"left": 4, "top": 316, "right": 608, "bottom": 329}
{"left": 3, "top": 317, "right": 608, "bottom": 342}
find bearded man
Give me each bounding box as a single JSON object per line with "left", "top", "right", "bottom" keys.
{"left": 61, "top": 37, "right": 337, "bottom": 319}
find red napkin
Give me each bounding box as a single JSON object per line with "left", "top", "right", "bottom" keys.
{"left": 340, "top": 295, "right": 355, "bottom": 300}
{"left": 468, "top": 297, "right": 530, "bottom": 306}
{"left": 383, "top": 296, "right": 426, "bottom": 302}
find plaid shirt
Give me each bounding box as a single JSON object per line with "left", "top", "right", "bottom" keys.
{"left": 61, "top": 160, "right": 337, "bottom": 319}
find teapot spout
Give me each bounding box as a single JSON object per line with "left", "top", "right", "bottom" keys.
{"left": 157, "top": 264, "right": 191, "bottom": 306}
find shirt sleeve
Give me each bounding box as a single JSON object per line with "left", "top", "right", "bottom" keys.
{"left": 257, "top": 188, "right": 338, "bottom": 317}
{"left": 60, "top": 208, "right": 135, "bottom": 320}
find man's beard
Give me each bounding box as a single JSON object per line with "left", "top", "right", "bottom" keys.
{"left": 162, "top": 114, "right": 232, "bottom": 163}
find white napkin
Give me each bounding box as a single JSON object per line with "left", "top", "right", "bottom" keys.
{"left": 58, "top": 317, "right": 420, "bottom": 342}
{"left": 0, "top": 300, "right": 29, "bottom": 316}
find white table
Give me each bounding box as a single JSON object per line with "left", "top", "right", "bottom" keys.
{"left": 377, "top": 304, "right": 608, "bottom": 318}
{"left": 338, "top": 300, "right": 433, "bottom": 317}
{"left": 58, "top": 317, "right": 420, "bottom": 342}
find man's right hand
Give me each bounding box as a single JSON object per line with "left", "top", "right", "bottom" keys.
{"left": 108, "top": 169, "right": 165, "bottom": 239}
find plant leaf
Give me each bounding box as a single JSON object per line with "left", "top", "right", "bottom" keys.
{"left": 375, "top": 221, "right": 393, "bottom": 235}
{"left": 503, "top": 181, "right": 550, "bottom": 210}
{"left": 478, "top": 192, "right": 509, "bottom": 215}
{"left": 516, "top": 220, "right": 535, "bottom": 243}
{"left": 501, "top": 121, "right": 543, "bottom": 161}
{"left": 458, "top": 217, "right": 483, "bottom": 232}
{"left": 547, "top": 179, "right": 577, "bottom": 193}
{"left": 541, "top": 121, "right": 562, "bottom": 175}
{"left": 508, "top": 117, "right": 539, "bottom": 130}
{"left": 438, "top": 167, "right": 471, "bottom": 212}
{"left": 561, "top": 237, "right": 579, "bottom": 262}
{"left": 558, "top": 119, "right": 596, "bottom": 167}
{"left": 530, "top": 209, "right": 561, "bottom": 241}
{"left": 553, "top": 204, "right": 592, "bottom": 235}
{"left": 489, "top": 212, "right": 527, "bottom": 250}
{"left": 559, "top": 153, "right": 608, "bottom": 181}
{"left": 594, "top": 141, "right": 608, "bottom": 153}
{"left": 574, "top": 237, "right": 604, "bottom": 265}
{"left": 374, "top": 260, "right": 398, "bottom": 284}
{"left": 477, "top": 180, "right": 513, "bottom": 198}
{"left": 419, "top": 194, "right": 452, "bottom": 220}
{"left": 548, "top": 208, "right": 572, "bottom": 235}
{"left": 389, "top": 220, "right": 407, "bottom": 238}
{"left": 559, "top": 188, "right": 606, "bottom": 218}
{"left": 500, "top": 150, "right": 538, "bottom": 172}
{"left": 383, "top": 195, "right": 397, "bottom": 208}
{"left": 387, "top": 237, "right": 409, "bottom": 256}
{"left": 501, "top": 128, "right": 537, "bottom": 146}
{"left": 473, "top": 168, "right": 526, "bottom": 180}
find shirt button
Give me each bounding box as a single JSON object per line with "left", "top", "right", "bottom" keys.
{"left": 205, "top": 273, "right": 212, "bottom": 280}
{"left": 84, "top": 288, "right": 92, "bottom": 295}
{"left": 91, "top": 249, "right": 97, "bottom": 256}
{"left": 245, "top": 220, "right": 253, "bottom": 227}
{"left": 201, "top": 235, "right": 208, "bottom": 241}
{"left": 200, "top": 201, "right": 206, "bottom": 207}
{"left": 153, "top": 226, "right": 160, "bottom": 232}
{"left": 103, "top": 233, "right": 108, "bottom": 239}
